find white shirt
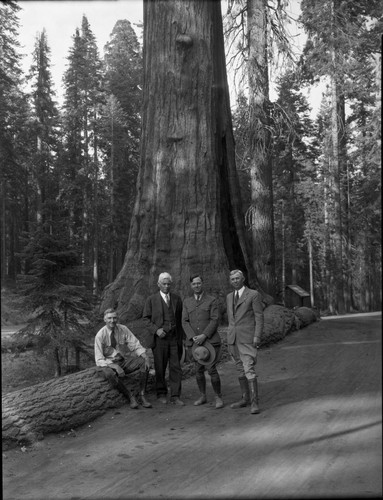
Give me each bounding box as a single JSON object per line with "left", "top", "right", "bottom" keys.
{"left": 94, "top": 324, "right": 146, "bottom": 367}
{"left": 235, "top": 286, "right": 245, "bottom": 298}
{"left": 160, "top": 291, "right": 170, "bottom": 303}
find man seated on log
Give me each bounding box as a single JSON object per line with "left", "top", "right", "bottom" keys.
{"left": 95, "top": 308, "right": 152, "bottom": 409}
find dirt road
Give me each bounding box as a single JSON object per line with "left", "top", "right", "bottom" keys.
{"left": 3, "top": 313, "right": 382, "bottom": 499}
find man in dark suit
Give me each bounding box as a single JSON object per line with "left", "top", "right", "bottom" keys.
{"left": 142, "top": 272, "right": 185, "bottom": 405}
{"left": 226, "top": 269, "right": 264, "bottom": 414}
{"left": 182, "top": 274, "right": 224, "bottom": 409}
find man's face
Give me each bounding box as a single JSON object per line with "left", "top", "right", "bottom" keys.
{"left": 230, "top": 272, "right": 245, "bottom": 290}
{"left": 190, "top": 277, "right": 203, "bottom": 295}
{"left": 158, "top": 278, "right": 171, "bottom": 294}
{"left": 104, "top": 312, "right": 118, "bottom": 330}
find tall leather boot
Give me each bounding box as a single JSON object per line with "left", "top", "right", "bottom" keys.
{"left": 116, "top": 379, "right": 139, "bottom": 409}
{"left": 230, "top": 376, "right": 250, "bottom": 409}
{"left": 211, "top": 376, "right": 224, "bottom": 409}
{"left": 194, "top": 375, "right": 207, "bottom": 405}
{"left": 139, "top": 370, "right": 152, "bottom": 408}
{"left": 249, "top": 378, "right": 260, "bottom": 414}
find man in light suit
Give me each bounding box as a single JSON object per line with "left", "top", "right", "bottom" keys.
{"left": 142, "top": 272, "right": 185, "bottom": 406}
{"left": 226, "top": 269, "right": 264, "bottom": 414}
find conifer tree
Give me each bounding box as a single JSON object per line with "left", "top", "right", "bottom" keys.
{"left": 17, "top": 225, "right": 94, "bottom": 376}
{"left": 0, "top": 0, "right": 30, "bottom": 283}
{"left": 102, "top": 20, "right": 142, "bottom": 282}
{"left": 27, "top": 29, "right": 60, "bottom": 227}
{"left": 272, "top": 70, "right": 318, "bottom": 303}
{"left": 61, "top": 16, "right": 104, "bottom": 288}
{"left": 300, "top": 0, "right": 382, "bottom": 312}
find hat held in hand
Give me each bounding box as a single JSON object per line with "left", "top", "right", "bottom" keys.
{"left": 192, "top": 339, "right": 216, "bottom": 366}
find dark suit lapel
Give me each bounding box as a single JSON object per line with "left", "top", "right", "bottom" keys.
{"left": 168, "top": 292, "right": 176, "bottom": 314}
{"left": 155, "top": 292, "right": 165, "bottom": 320}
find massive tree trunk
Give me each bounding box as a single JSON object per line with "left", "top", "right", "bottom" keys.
{"left": 246, "top": 0, "right": 276, "bottom": 296}
{"left": 101, "top": 0, "right": 264, "bottom": 322}
{"left": 329, "top": 0, "right": 345, "bottom": 314}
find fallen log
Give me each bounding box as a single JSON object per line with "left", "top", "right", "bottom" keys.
{"left": 262, "top": 305, "right": 299, "bottom": 344}
{"left": 294, "top": 306, "right": 320, "bottom": 327}
{"left": 2, "top": 305, "right": 317, "bottom": 449}
{"left": 2, "top": 367, "right": 145, "bottom": 450}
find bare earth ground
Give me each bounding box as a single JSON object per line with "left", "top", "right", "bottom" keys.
{"left": 2, "top": 313, "right": 382, "bottom": 500}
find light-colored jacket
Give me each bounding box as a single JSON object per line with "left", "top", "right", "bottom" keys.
{"left": 226, "top": 287, "right": 264, "bottom": 345}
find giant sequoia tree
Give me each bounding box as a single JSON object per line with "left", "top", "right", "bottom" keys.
{"left": 101, "top": 0, "right": 265, "bottom": 321}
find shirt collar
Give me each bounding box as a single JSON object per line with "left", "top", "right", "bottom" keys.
{"left": 194, "top": 292, "right": 203, "bottom": 301}
{"left": 236, "top": 286, "right": 245, "bottom": 297}
{"left": 105, "top": 324, "right": 117, "bottom": 334}
{"left": 160, "top": 291, "right": 169, "bottom": 301}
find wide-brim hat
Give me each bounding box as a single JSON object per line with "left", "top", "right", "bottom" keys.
{"left": 192, "top": 340, "right": 216, "bottom": 366}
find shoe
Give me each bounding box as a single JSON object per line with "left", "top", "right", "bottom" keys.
{"left": 194, "top": 394, "right": 207, "bottom": 406}
{"left": 171, "top": 397, "right": 185, "bottom": 406}
{"left": 140, "top": 395, "right": 152, "bottom": 408}
{"left": 215, "top": 396, "right": 224, "bottom": 409}
{"left": 157, "top": 396, "right": 167, "bottom": 404}
{"left": 129, "top": 396, "right": 139, "bottom": 409}
{"left": 250, "top": 401, "right": 260, "bottom": 414}
{"left": 249, "top": 379, "right": 260, "bottom": 414}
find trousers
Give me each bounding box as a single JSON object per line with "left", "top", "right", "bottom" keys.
{"left": 228, "top": 342, "right": 257, "bottom": 380}
{"left": 152, "top": 335, "right": 182, "bottom": 398}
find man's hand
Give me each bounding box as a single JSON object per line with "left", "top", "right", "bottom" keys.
{"left": 156, "top": 328, "right": 166, "bottom": 338}
{"left": 193, "top": 334, "right": 207, "bottom": 345}
{"left": 253, "top": 337, "right": 260, "bottom": 349}
{"left": 141, "top": 355, "right": 151, "bottom": 370}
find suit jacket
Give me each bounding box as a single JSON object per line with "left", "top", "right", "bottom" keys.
{"left": 142, "top": 291, "right": 184, "bottom": 349}
{"left": 226, "top": 287, "right": 264, "bottom": 345}
{"left": 182, "top": 294, "right": 220, "bottom": 347}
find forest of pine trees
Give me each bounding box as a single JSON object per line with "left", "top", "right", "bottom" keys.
{"left": 1, "top": 0, "right": 381, "bottom": 317}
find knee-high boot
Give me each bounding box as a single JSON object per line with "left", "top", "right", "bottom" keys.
{"left": 194, "top": 374, "right": 207, "bottom": 405}
{"left": 115, "top": 379, "right": 139, "bottom": 409}
{"left": 249, "top": 378, "right": 260, "bottom": 414}
{"left": 211, "top": 376, "right": 224, "bottom": 409}
{"left": 139, "top": 370, "right": 152, "bottom": 408}
{"left": 230, "top": 376, "right": 250, "bottom": 409}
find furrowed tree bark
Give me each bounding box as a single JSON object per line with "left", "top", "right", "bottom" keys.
{"left": 101, "top": 0, "right": 267, "bottom": 322}
{"left": 1, "top": 367, "right": 140, "bottom": 449}
{"left": 246, "top": 0, "right": 276, "bottom": 296}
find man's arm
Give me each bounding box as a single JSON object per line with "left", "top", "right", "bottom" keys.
{"left": 252, "top": 291, "right": 264, "bottom": 345}
{"left": 142, "top": 296, "right": 160, "bottom": 334}
{"left": 174, "top": 295, "right": 185, "bottom": 335}
{"left": 94, "top": 334, "right": 110, "bottom": 367}
{"left": 122, "top": 325, "right": 147, "bottom": 358}
{"left": 182, "top": 300, "right": 197, "bottom": 340}
{"left": 201, "top": 297, "right": 219, "bottom": 339}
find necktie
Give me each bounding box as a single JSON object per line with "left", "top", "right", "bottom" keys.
{"left": 165, "top": 294, "right": 170, "bottom": 306}
{"left": 110, "top": 330, "right": 116, "bottom": 348}
{"left": 234, "top": 291, "right": 239, "bottom": 306}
